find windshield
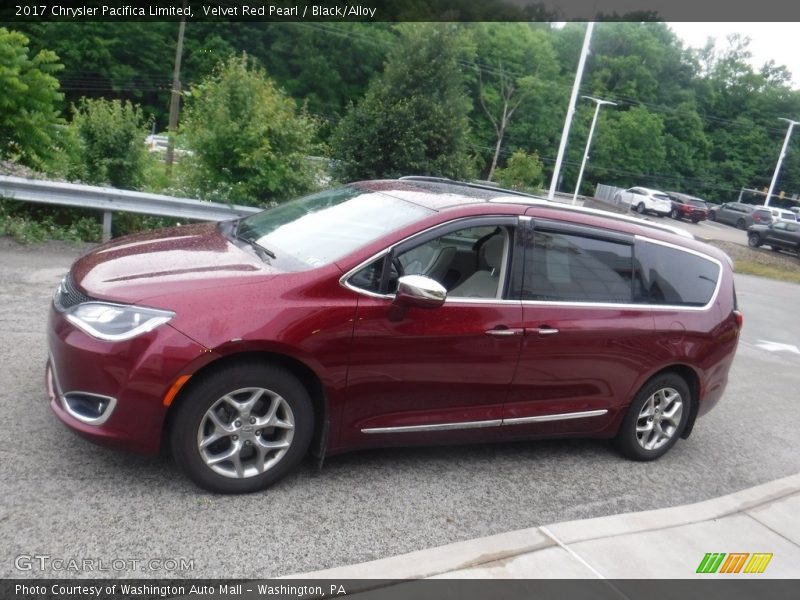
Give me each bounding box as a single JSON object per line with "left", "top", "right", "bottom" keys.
{"left": 235, "top": 186, "right": 434, "bottom": 269}
{"left": 654, "top": 194, "right": 670, "bottom": 201}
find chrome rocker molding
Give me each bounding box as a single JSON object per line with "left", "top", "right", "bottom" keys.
{"left": 361, "top": 409, "right": 608, "bottom": 434}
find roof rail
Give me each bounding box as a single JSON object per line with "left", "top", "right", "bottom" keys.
{"left": 488, "top": 196, "right": 694, "bottom": 239}
{"left": 398, "top": 175, "right": 539, "bottom": 200}
{"left": 397, "top": 176, "right": 692, "bottom": 239}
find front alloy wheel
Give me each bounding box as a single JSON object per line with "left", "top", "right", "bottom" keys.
{"left": 197, "top": 387, "right": 295, "bottom": 479}
{"left": 171, "top": 362, "right": 313, "bottom": 493}
{"left": 748, "top": 234, "right": 761, "bottom": 248}
{"left": 615, "top": 373, "right": 690, "bottom": 461}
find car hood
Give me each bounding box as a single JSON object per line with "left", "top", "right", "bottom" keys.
{"left": 71, "top": 223, "right": 280, "bottom": 304}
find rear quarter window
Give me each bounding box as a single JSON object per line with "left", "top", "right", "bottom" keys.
{"left": 635, "top": 241, "right": 720, "bottom": 307}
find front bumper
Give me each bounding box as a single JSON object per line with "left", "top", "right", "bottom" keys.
{"left": 46, "top": 304, "right": 211, "bottom": 455}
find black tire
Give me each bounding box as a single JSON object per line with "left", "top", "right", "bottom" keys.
{"left": 636, "top": 202, "right": 646, "bottom": 214}
{"left": 770, "top": 245, "right": 781, "bottom": 252}
{"left": 709, "top": 211, "right": 716, "bottom": 221}
{"left": 670, "top": 209, "right": 680, "bottom": 220}
{"left": 614, "top": 373, "right": 691, "bottom": 461}
{"left": 748, "top": 234, "right": 761, "bottom": 248}
{"left": 736, "top": 218, "right": 746, "bottom": 230}
{"left": 171, "top": 362, "right": 314, "bottom": 493}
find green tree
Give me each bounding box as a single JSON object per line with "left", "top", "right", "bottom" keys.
{"left": 70, "top": 98, "right": 150, "bottom": 189}
{"left": 180, "top": 55, "right": 319, "bottom": 205}
{"left": 469, "top": 23, "right": 560, "bottom": 180}
{"left": 331, "top": 24, "right": 476, "bottom": 181}
{"left": 591, "top": 106, "right": 668, "bottom": 188}
{"left": 0, "top": 27, "right": 64, "bottom": 167}
{"left": 493, "top": 150, "right": 545, "bottom": 193}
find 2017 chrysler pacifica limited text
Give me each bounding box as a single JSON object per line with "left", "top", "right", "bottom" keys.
{"left": 46, "top": 178, "right": 742, "bottom": 493}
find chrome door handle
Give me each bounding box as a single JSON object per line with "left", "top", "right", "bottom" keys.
{"left": 531, "top": 327, "right": 560, "bottom": 336}
{"left": 485, "top": 328, "right": 523, "bottom": 337}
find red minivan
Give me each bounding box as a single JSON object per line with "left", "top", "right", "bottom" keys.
{"left": 46, "top": 178, "right": 742, "bottom": 493}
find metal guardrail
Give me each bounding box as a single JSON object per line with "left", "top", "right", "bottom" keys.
{"left": 0, "top": 175, "right": 261, "bottom": 241}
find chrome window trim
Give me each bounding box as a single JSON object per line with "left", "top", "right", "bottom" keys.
{"left": 339, "top": 219, "right": 723, "bottom": 312}
{"left": 361, "top": 409, "right": 608, "bottom": 434}
{"left": 48, "top": 354, "right": 118, "bottom": 426}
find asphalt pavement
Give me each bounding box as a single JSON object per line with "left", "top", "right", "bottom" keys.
{"left": 1, "top": 238, "right": 798, "bottom": 579}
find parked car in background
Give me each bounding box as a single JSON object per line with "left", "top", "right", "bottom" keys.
{"left": 708, "top": 202, "right": 760, "bottom": 229}
{"left": 769, "top": 208, "right": 797, "bottom": 223}
{"left": 614, "top": 187, "right": 672, "bottom": 217}
{"left": 46, "top": 178, "right": 742, "bottom": 493}
{"left": 666, "top": 192, "right": 710, "bottom": 223}
{"left": 747, "top": 221, "right": 800, "bottom": 255}
{"left": 751, "top": 207, "right": 774, "bottom": 227}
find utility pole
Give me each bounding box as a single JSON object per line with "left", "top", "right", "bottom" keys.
{"left": 764, "top": 117, "right": 799, "bottom": 207}
{"left": 548, "top": 22, "right": 594, "bottom": 201}
{"left": 165, "top": 2, "right": 187, "bottom": 174}
{"left": 572, "top": 96, "right": 617, "bottom": 204}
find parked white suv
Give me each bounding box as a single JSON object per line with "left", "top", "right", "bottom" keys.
{"left": 769, "top": 208, "right": 797, "bottom": 223}
{"left": 614, "top": 187, "right": 672, "bottom": 217}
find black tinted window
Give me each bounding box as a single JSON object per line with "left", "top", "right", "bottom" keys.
{"left": 522, "top": 232, "right": 634, "bottom": 303}
{"left": 636, "top": 242, "right": 719, "bottom": 306}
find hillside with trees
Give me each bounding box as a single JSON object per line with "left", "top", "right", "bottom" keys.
{"left": 2, "top": 21, "right": 800, "bottom": 240}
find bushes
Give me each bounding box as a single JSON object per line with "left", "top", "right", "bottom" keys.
{"left": 180, "top": 55, "right": 320, "bottom": 206}
{"left": 493, "top": 150, "right": 545, "bottom": 194}
{"left": 68, "top": 98, "right": 151, "bottom": 189}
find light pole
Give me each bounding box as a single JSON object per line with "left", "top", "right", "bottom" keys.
{"left": 572, "top": 96, "right": 617, "bottom": 204}
{"left": 548, "top": 22, "right": 594, "bottom": 200}
{"left": 764, "top": 118, "right": 799, "bottom": 207}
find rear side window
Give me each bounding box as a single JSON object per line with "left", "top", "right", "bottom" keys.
{"left": 635, "top": 241, "right": 719, "bottom": 306}
{"left": 521, "top": 231, "right": 634, "bottom": 303}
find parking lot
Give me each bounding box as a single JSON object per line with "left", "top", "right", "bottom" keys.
{"left": 1, "top": 238, "right": 799, "bottom": 579}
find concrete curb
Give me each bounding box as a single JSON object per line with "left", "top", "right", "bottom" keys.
{"left": 284, "top": 472, "right": 800, "bottom": 579}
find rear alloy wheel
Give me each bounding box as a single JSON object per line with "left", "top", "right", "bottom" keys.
{"left": 171, "top": 363, "right": 313, "bottom": 493}
{"left": 670, "top": 209, "right": 680, "bottom": 219}
{"left": 748, "top": 234, "right": 762, "bottom": 248}
{"left": 615, "top": 373, "right": 690, "bottom": 461}
{"left": 637, "top": 202, "right": 646, "bottom": 214}
{"left": 736, "top": 218, "right": 746, "bottom": 230}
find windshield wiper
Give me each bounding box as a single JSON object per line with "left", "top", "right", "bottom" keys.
{"left": 237, "top": 234, "right": 276, "bottom": 261}
{"left": 223, "top": 218, "right": 277, "bottom": 261}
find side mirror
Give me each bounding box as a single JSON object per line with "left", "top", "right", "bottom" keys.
{"left": 394, "top": 275, "right": 446, "bottom": 309}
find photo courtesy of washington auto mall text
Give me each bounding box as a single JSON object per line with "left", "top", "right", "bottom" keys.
{"left": 14, "top": 582, "right": 348, "bottom": 598}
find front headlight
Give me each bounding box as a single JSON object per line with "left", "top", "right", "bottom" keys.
{"left": 65, "top": 302, "right": 175, "bottom": 341}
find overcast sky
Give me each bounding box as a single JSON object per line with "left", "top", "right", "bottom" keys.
{"left": 668, "top": 22, "right": 800, "bottom": 90}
